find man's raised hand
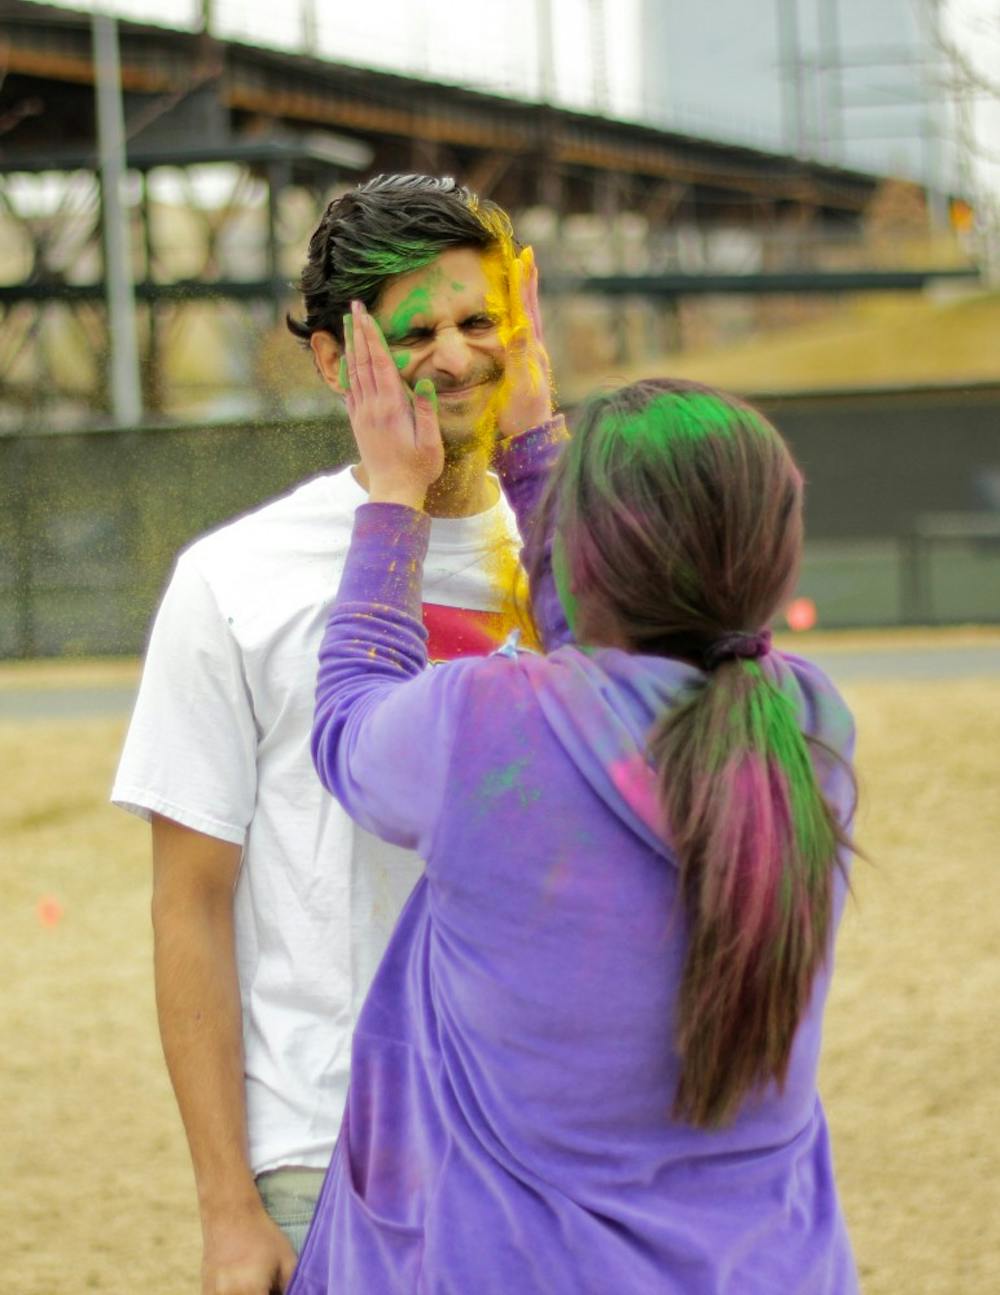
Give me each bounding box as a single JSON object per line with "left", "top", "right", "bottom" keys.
{"left": 496, "top": 245, "right": 555, "bottom": 438}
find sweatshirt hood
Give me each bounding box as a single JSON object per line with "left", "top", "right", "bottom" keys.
{"left": 526, "top": 644, "right": 855, "bottom": 861}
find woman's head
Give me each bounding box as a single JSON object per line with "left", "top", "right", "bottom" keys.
{"left": 548, "top": 378, "right": 803, "bottom": 662}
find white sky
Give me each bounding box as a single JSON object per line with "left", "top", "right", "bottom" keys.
{"left": 51, "top": 0, "right": 644, "bottom": 114}
{"left": 34, "top": 0, "right": 1000, "bottom": 199}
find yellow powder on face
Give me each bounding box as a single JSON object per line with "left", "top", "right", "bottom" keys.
{"left": 478, "top": 242, "right": 547, "bottom": 437}
{"left": 480, "top": 239, "right": 548, "bottom": 646}
{"left": 421, "top": 216, "right": 542, "bottom": 649}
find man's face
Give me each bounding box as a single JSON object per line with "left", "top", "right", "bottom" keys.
{"left": 372, "top": 246, "right": 507, "bottom": 448}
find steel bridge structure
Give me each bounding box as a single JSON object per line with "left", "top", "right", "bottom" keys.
{"left": 0, "top": 0, "right": 976, "bottom": 426}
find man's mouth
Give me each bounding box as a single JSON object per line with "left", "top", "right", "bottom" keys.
{"left": 437, "top": 380, "right": 490, "bottom": 401}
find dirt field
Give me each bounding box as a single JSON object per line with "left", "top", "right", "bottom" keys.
{"left": 2, "top": 647, "right": 999, "bottom": 1293}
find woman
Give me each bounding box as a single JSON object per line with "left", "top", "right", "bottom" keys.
{"left": 290, "top": 294, "right": 859, "bottom": 1293}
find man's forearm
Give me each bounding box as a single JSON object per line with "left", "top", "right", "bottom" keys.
{"left": 151, "top": 818, "right": 296, "bottom": 1294}
{"left": 152, "top": 884, "right": 258, "bottom": 1216}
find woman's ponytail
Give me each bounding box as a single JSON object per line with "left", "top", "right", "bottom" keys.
{"left": 649, "top": 656, "right": 850, "bottom": 1128}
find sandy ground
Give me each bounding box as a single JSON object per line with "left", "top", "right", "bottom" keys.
{"left": 2, "top": 649, "right": 998, "bottom": 1293}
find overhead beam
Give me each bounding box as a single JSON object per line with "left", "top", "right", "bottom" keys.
{"left": 226, "top": 85, "right": 532, "bottom": 152}
{"left": 542, "top": 268, "right": 982, "bottom": 296}
{"left": 0, "top": 267, "right": 980, "bottom": 307}
{"left": 5, "top": 44, "right": 177, "bottom": 94}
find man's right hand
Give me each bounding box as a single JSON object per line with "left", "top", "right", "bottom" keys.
{"left": 201, "top": 1201, "right": 297, "bottom": 1295}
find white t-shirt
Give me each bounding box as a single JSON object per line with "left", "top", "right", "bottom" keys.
{"left": 113, "top": 464, "right": 521, "bottom": 1174}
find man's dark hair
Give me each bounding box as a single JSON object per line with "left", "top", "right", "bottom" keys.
{"left": 286, "top": 174, "right": 514, "bottom": 345}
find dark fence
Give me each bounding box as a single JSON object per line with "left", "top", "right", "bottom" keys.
{"left": 2, "top": 383, "right": 999, "bottom": 658}
{"left": 764, "top": 383, "right": 1000, "bottom": 627}
{"left": 0, "top": 414, "right": 355, "bottom": 658}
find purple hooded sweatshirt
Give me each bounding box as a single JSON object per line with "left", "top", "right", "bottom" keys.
{"left": 293, "top": 420, "right": 858, "bottom": 1294}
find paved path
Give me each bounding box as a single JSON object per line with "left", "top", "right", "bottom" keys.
{"left": 1, "top": 644, "right": 997, "bottom": 722}
{"left": 0, "top": 685, "right": 140, "bottom": 721}
{"left": 803, "top": 644, "right": 1000, "bottom": 683}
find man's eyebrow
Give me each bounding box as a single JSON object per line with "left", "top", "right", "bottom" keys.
{"left": 385, "top": 284, "right": 433, "bottom": 337}
{"left": 382, "top": 321, "right": 432, "bottom": 344}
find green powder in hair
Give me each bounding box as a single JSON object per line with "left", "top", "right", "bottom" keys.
{"left": 352, "top": 241, "right": 440, "bottom": 286}
{"left": 603, "top": 392, "right": 769, "bottom": 448}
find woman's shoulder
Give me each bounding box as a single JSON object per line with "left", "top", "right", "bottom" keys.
{"left": 771, "top": 650, "right": 856, "bottom": 756}
{"left": 429, "top": 642, "right": 596, "bottom": 716}
{"left": 424, "top": 642, "right": 545, "bottom": 695}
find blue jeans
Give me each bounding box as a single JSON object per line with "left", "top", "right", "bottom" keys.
{"left": 256, "top": 1167, "right": 326, "bottom": 1254}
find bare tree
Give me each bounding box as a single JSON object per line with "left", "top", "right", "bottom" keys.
{"left": 921, "top": 0, "right": 1000, "bottom": 277}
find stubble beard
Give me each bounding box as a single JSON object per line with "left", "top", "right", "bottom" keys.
{"left": 436, "top": 362, "right": 505, "bottom": 461}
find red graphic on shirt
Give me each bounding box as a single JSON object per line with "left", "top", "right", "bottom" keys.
{"left": 422, "top": 603, "right": 512, "bottom": 662}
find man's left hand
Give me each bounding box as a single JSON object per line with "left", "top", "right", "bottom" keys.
{"left": 496, "top": 246, "right": 555, "bottom": 438}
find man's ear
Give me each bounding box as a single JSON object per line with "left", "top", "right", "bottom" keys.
{"left": 310, "top": 330, "right": 346, "bottom": 394}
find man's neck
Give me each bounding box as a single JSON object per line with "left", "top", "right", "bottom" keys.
{"left": 353, "top": 448, "right": 498, "bottom": 519}
{"left": 425, "top": 445, "right": 499, "bottom": 517}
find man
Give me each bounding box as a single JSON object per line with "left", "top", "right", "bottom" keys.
{"left": 112, "top": 174, "right": 553, "bottom": 1295}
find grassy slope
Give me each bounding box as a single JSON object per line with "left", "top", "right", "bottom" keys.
{"left": 568, "top": 289, "right": 1000, "bottom": 400}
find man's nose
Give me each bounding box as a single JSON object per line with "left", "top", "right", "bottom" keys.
{"left": 427, "top": 326, "right": 473, "bottom": 379}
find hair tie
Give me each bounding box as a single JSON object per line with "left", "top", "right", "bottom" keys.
{"left": 703, "top": 629, "right": 772, "bottom": 671}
